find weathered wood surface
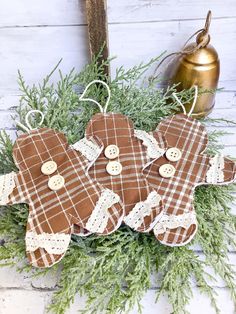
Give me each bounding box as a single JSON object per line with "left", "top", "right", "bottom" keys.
{"left": 85, "top": 0, "right": 109, "bottom": 74}
{"left": 0, "top": 1, "right": 235, "bottom": 313}
{"left": 0, "top": 2, "right": 235, "bottom": 93}
{"left": 0, "top": 0, "right": 235, "bottom": 26}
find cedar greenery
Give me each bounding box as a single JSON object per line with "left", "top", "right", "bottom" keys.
{"left": 0, "top": 55, "right": 236, "bottom": 314}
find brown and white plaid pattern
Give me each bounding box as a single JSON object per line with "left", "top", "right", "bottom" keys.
{"left": 145, "top": 114, "right": 236, "bottom": 246}
{"left": 1, "top": 112, "right": 235, "bottom": 268}
{"left": 3, "top": 128, "right": 124, "bottom": 268}
{"left": 84, "top": 112, "right": 164, "bottom": 232}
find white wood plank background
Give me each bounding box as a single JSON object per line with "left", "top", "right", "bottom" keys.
{"left": 0, "top": 1, "right": 235, "bottom": 313}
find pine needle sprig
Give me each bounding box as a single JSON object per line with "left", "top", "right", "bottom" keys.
{"left": 0, "top": 55, "right": 235, "bottom": 314}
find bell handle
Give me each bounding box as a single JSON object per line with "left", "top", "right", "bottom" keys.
{"left": 196, "top": 10, "right": 212, "bottom": 47}
{"left": 204, "top": 10, "right": 212, "bottom": 35}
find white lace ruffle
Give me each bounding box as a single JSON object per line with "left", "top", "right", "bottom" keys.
{"left": 123, "top": 191, "right": 161, "bottom": 230}
{"left": 153, "top": 212, "right": 197, "bottom": 235}
{"left": 85, "top": 189, "right": 120, "bottom": 233}
{"left": 72, "top": 138, "right": 101, "bottom": 161}
{"left": 206, "top": 154, "right": 224, "bottom": 184}
{"left": 0, "top": 172, "right": 16, "bottom": 205}
{"left": 25, "top": 231, "right": 71, "bottom": 254}
{"left": 134, "top": 129, "right": 165, "bottom": 159}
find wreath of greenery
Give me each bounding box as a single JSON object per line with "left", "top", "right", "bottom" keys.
{"left": 0, "top": 55, "right": 235, "bottom": 314}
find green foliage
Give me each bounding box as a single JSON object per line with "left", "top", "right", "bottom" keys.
{"left": 0, "top": 54, "right": 236, "bottom": 314}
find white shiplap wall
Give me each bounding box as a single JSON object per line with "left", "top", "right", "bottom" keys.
{"left": 0, "top": 1, "right": 236, "bottom": 313}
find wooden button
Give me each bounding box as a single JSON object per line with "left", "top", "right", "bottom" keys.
{"left": 41, "top": 161, "right": 57, "bottom": 175}
{"left": 166, "top": 148, "right": 182, "bottom": 162}
{"left": 106, "top": 161, "right": 122, "bottom": 176}
{"left": 104, "top": 145, "right": 120, "bottom": 159}
{"left": 159, "top": 164, "right": 176, "bottom": 178}
{"left": 48, "top": 175, "right": 65, "bottom": 191}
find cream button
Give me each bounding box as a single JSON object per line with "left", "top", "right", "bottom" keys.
{"left": 159, "top": 164, "right": 176, "bottom": 178}
{"left": 104, "top": 145, "right": 120, "bottom": 159}
{"left": 166, "top": 147, "right": 182, "bottom": 162}
{"left": 48, "top": 175, "right": 65, "bottom": 191}
{"left": 41, "top": 161, "right": 57, "bottom": 175}
{"left": 106, "top": 161, "right": 122, "bottom": 176}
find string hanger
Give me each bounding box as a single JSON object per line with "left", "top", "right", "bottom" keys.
{"left": 172, "top": 85, "right": 198, "bottom": 117}
{"left": 16, "top": 110, "right": 45, "bottom": 133}
{"left": 79, "top": 80, "right": 111, "bottom": 114}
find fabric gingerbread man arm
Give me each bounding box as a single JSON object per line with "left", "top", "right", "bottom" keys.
{"left": 197, "top": 153, "right": 236, "bottom": 185}
{"left": 0, "top": 172, "right": 26, "bottom": 205}
{"left": 133, "top": 128, "right": 167, "bottom": 166}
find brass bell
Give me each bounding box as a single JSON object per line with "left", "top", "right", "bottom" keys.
{"left": 170, "top": 11, "right": 220, "bottom": 118}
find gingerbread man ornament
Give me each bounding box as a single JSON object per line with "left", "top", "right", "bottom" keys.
{"left": 144, "top": 87, "right": 236, "bottom": 246}
{"left": 0, "top": 111, "right": 124, "bottom": 268}
{"left": 74, "top": 80, "right": 165, "bottom": 233}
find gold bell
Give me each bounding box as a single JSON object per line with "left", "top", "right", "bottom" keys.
{"left": 170, "top": 11, "right": 220, "bottom": 118}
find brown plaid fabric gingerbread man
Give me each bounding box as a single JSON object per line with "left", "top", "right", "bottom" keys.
{"left": 144, "top": 88, "right": 236, "bottom": 246}
{"left": 75, "top": 80, "right": 165, "bottom": 233}
{"left": 0, "top": 111, "right": 124, "bottom": 268}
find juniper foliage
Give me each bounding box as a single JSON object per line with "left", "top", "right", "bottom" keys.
{"left": 0, "top": 55, "right": 235, "bottom": 314}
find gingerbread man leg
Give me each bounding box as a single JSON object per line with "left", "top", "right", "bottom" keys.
{"left": 146, "top": 162, "right": 198, "bottom": 246}
{"left": 25, "top": 208, "right": 72, "bottom": 268}
{"left": 153, "top": 193, "right": 198, "bottom": 246}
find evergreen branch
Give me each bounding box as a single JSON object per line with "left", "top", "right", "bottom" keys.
{"left": 0, "top": 56, "right": 235, "bottom": 314}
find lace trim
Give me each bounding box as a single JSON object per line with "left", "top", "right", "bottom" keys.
{"left": 72, "top": 138, "right": 101, "bottom": 161}
{"left": 206, "top": 154, "right": 224, "bottom": 184}
{"left": 25, "top": 231, "right": 71, "bottom": 254}
{"left": 153, "top": 212, "right": 197, "bottom": 235}
{"left": 86, "top": 189, "right": 120, "bottom": 233}
{"left": 134, "top": 129, "right": 165, "bottom": 159}
{"left": 123, "top": 191, "right": 161, "bottom": 230}
{"left": 0, "top": 172, "right": 16, "bottom": 205}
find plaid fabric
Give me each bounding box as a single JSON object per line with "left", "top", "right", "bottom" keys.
{"left": 2, "top": 113, "right": 235, "bottom": 268}
{"left": 84, "top": 113, "right": 164, "bottom": 232}
{"left": 5, "top": 128, "right": 124, "bottom": 268}
{"left": 145, "top": 114, "right": 236, "bottom": 246}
